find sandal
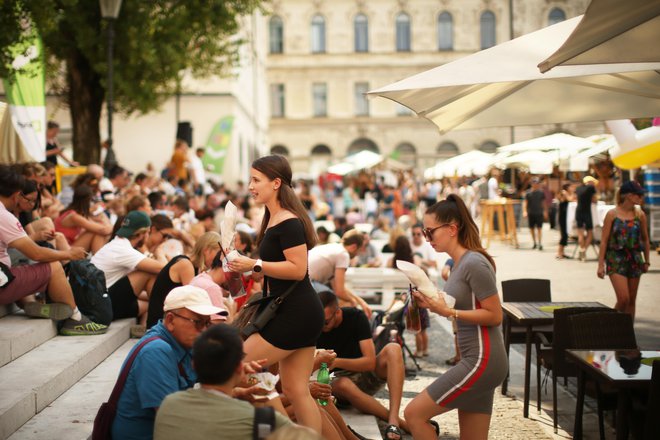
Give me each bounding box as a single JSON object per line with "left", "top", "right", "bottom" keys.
{"left": 384, "top": 425, "right": 402, "bottom": 440}
{"left": 347, "top": 424, "right": 373, "bottom": 440}
{"left": 429, "top": 420, "right": 440, "bottom": 436}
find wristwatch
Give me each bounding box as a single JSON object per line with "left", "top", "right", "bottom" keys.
{"left": 252, "top": 259, "right": 263, "bottom": 273}
{"left": 448, "top": 308, "right": 458, "bottom": 322}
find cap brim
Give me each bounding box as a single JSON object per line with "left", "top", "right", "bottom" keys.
{"left": 186, "top": 305, "right": 226, "bottom": 316}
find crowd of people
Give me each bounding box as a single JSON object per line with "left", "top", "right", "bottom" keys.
{"left": 0, "top": 131, "right": 651, "bottom": 439}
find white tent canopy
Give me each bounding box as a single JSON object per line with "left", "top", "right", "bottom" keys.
{"left": 327, "top": 150, "right": 410, "bottom": 176}
{"left": 424, "top": 150, "right": 495, "bottom": 179}
{"left": 368, "top": 16, "right": 660, "bottom": 134}
{"left": 539, "top": 0, "right": 660, "bottom": 72}
{"left": 564, "top": 134, "right": 617, "bottom": 171}
{"left": 497, "top": 133, "right": 592, "bottom": 153}
{"left": 495, "top": 150, "right": 556, "bottom": 175}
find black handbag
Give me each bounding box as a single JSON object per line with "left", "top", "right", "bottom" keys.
{"left": 241, "top": 279, "right": 299, "bottom": 339}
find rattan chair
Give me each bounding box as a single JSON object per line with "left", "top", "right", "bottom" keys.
{"left": 534, "top": 307, "right": 615, "bottom": 433}
{"left": 568, "top": 311, "right": 638, "bottom": 440}
{"left": 501, "top": 278, "right": 552, "bottom": 394}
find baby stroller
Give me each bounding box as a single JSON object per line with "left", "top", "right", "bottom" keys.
{"left": 371, "top": 294, "right": 421, "bottom": 372}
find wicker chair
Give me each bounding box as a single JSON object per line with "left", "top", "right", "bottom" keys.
{"left": 568, "top": 311, "right": 638, "bottom": 440}
{"left": 501, "top": 278, "right": 552, "bottom": 394}
{"left": 534, "top": 307, "right": 615, "bottom": 433}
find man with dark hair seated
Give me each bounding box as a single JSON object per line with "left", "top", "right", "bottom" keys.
{"left": 315, "top": 291, "right": 409, "bottom": 440}
{"left": 154, "top": 324, "right": 291, "bottom": 440}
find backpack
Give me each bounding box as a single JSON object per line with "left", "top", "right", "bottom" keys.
{"left": 68, "top": 260, "right": 113, "bottom": 325}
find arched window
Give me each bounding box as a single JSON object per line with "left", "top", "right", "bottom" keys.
{"left": 437, "top": 12, "right": 453, "bottom": 50}
{"left": 311, "top": 15, "right": 326, "bottom": 53}
{"left": 395, "top": 13, "right": 411, "bottom": 52}
{"left": 480, "top": 10, "right": 496, "bottom": 49}
{"left": 548, "top": 8, "right": 566, "bottom": 26}
{"left": 395, "top": 142, "right": 417, "bottom": 167}
{"left": 354, "top": 14, "right": 369, "bottom": 52}
{"left": 269, "top": 16, "right": 284, "bottom": 53}
{"left": 347, "top": 138, "right": 379, "bottom": 155}
{"left": 479, "top": 141, "right": 499, "bottom": 153}
{"left": 311, "top": 144, "right": 332, "bottom": 156}
{"left": 270, "top": 145, "right": 289, "bottom": 156}
{"left": 437, "top": 141, "right": 459, "bottom": 157}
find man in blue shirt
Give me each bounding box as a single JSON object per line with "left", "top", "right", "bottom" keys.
{"left": 112, "top": 285, "right": 224, "bottom": 440}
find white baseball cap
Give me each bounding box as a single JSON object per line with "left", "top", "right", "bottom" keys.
{"left": 163, "top": 286, "right": 226, "bottom": 316}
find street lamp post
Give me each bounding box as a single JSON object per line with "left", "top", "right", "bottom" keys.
{"left": 100, "top": 0, "right": 122, "bottom": 172}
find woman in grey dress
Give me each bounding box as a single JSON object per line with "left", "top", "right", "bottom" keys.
{"left": 405, "top": 194, "right": 508, "bottom": 440}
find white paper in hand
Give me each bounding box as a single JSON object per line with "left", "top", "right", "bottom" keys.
{"left": 220, "top": 201, "right": 238, "bottom": 251}
{"left": 395, "top": 260, "right": 439, "bottom": 299}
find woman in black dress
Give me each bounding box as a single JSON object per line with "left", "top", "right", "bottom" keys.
{"left": 228, "top": 155, "right": 324, "bottom": 433}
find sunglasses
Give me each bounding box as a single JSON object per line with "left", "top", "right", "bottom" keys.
{"left": 422, "top": 223, "right": 453, "bottom": 240}
{"left": 170, "top": 311, "right": 211, "bottom": 331}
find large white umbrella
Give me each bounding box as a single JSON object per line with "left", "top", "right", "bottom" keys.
{"left": 425, "top": 150, "right": 495, "bottom": 179}
{"left": 497, "top": 133, "right": 592, "bottom": 153}
{"left": 539, "top": 0, "right": 660, "bottom": 72}
{"left": 368, "top": 16, "right": 660, "bottom": 134}
{"left": 496, "top": 151, "right": 556, "bottom": 175}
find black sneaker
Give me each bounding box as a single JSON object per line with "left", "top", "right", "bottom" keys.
{"left": 23, "top": 302, "right": 73, "bottom": 321}
{"left": 59, "top": 315, "right": 108, "bottom": 336}
{"left": 538, "top": 245, "right": 543, "bottom": 251}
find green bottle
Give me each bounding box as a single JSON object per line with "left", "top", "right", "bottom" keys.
{"left": 316, "top": 362, "right": 330, "bottom": 406}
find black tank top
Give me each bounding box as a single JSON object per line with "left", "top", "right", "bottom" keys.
{"left": 146, "top": 255, "right": 193, "bottom": 328}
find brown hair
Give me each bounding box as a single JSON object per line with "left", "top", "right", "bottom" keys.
{"left": 190, "top": 231, "right": 221, "bottom": 271}
{"left": 426, "top": 194, "right": 496, "bottom": 270}
{"left": 252, "top": 155, "right": 317, "bottom": 249}
{"left": 341, "top": 229, "right": 364, "bottom": 248}
{"left": 126, "top": 195, "right": 149, "bottom": 213}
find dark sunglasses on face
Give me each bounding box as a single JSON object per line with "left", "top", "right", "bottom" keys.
{"left": 422, "top": 223, "right": 452, "bottom": 240}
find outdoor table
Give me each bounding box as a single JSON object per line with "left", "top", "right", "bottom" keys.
{"left": 345, "top": 267, "right": 411, "bottom": 309}
{"left": 501, "top": 301, "right": 607, "bottom": 418}
{"left": 480, "top": 199, "right": 519, "bottom": 248}
{"left": 567, "top": 349, "right": 660, "bottom": 440}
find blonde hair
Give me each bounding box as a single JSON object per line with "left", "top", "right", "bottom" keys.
{"left": 190, "top": 231, "right": 221, "bottom": 271}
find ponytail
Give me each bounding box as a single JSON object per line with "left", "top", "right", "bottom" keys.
{"left": 426, "top": 194, "right": 496, "bottom": 271}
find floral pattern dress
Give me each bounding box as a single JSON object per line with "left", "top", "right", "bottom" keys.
{"left": 605, "top": 216, "right": 645, "bottom": 278}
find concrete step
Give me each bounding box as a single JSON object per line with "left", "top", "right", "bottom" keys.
{"left": 0, "top": 314, "right": 58, "bottom": 368}
{"left": 0, "top": 304, "right": 18, "bottom": 319}
{"left": 0, "top": 318, "right": 132, "bottom": 440}
{"left": 9, "top": 339, "right": 137, "bottom": 440}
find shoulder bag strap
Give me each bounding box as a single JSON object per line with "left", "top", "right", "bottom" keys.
{"left": 106, "top": 336, "right": 161, "bottom": 405}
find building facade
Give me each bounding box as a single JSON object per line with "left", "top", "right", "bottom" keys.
{"left": 266, "top": 0, "right": 598, "bottom": 176}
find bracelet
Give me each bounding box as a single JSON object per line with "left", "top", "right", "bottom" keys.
{"left": 454, "top": 309, "right": 459, "bottom": 321}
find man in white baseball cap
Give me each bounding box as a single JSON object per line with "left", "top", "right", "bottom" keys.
{"left": 111, "top": 286, "right": 225, "bottom": 440}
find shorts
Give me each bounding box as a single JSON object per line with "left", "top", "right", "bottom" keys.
{"left": 575, "top": 212, "right": 593, "bottom": 230}
{"left": 108, "top": 276, "right": 138, "bottom": 320}
{"left": 527, "top": 213, "right": 543, "bottom": 229}
{"left": 606, "top": 250, "right": 644, "bottom": 278}
{"left": 0, "top": 263, "right": 51, "bottom": 305}
{"left": 333, "top": 370, "right": 386, "bottom": 396}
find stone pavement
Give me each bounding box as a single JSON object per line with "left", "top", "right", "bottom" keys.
{"left": 368, "top": 225, "right": 659, "bottom": 439}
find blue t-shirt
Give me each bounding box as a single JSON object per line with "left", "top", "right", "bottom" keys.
{"left": 112, "top": 321, "right": 196, "bottom": 440}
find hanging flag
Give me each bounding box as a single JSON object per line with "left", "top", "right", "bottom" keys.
{"left": 203, "top": 116, "right": 234, "bottom": 176}
{"left": 2, "top": 24, "right": 46, "bottom": 162}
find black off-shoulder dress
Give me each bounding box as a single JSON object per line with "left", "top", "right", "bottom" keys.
{"left": 257, "top": 218, "right": 324, "bottom": 349}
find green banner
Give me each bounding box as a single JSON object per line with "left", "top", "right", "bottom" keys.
{"left": 203, "top": 116, "right": 234, "bottom": 175}
{"left": 2, "top": 25, "right": 46, "bottom": 161}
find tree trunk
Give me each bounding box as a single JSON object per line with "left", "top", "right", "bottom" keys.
{"left": 66, "top": 47, "right": 104, "bottom": 166}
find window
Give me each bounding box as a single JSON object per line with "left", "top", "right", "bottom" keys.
{"left": 270, "top": 145, "right": 289, "bottom": 156}
{"left": 396, "top": 103, "right": 413, "bottom": 116}
{"left": 270, "top": 83, "right": 285, "bottom": 118}
{"left": 437, "top": 141, "right": 459, "bottom": 157}
{"left": 348, "top": 138, "right": 379, "bottom": 155}
{"left": 437, "top": 12, "right": 453, "bottom": 50}
{"left": 548, "top": 8, "right": 566, "bottom": 26}
{"left": 395, "top": 13, "right": 411, "bottom": 52}
{"left": 312, "top": 83, "right": 327, "bottom": 117}
{"left": 354, "top": 82, "right": 369, "bottom": 116}
{"left": 311, "top": 15, "right": 326, "bottom": 53}
{"left": 479, "top": 141, "right": 499, "bottom": 153}
{"left": 311, "top": 144, "right": 332, "bottom": 155}
{"left": 269, "top": 16, "right": 283, "bottom": 53}
{"left": 395, "top": 142, "right": 417, "bottom": 167}
{"left": 480, "top": 10, "right": 496, "bottom": 49}
{"left": 354, "top": 14, "right": 369, "bottom": 52}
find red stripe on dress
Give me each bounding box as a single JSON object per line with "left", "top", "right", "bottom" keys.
{"left": 438, "top": 299, "right": 491, "bottom": 406}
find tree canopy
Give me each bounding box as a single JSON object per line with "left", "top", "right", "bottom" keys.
{"left": 1, "top": 0, "right": 262, "bottom": 163}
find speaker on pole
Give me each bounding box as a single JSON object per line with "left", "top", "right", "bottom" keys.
{"left": 176, "top": 121, "right": 193, "bottom": 147}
